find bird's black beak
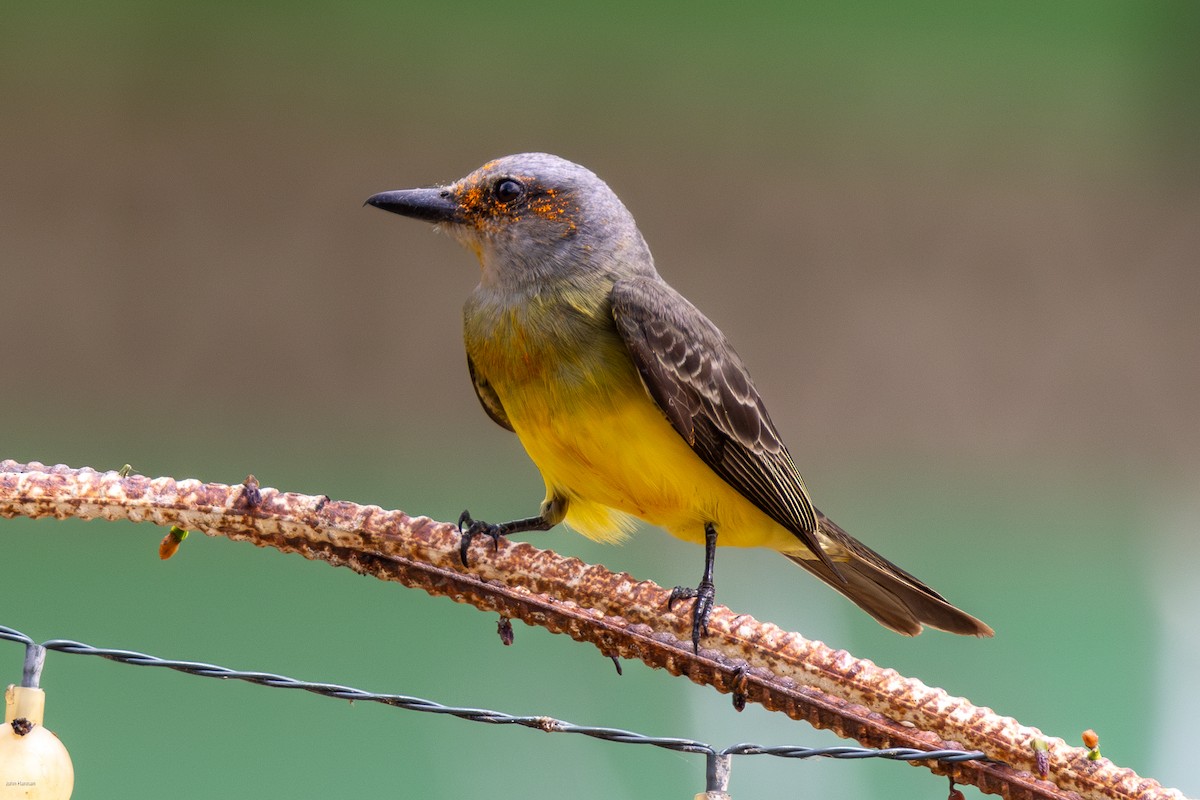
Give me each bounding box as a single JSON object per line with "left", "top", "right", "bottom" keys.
{"left": 365, "top": 187, "right": 463, "bottom": 224}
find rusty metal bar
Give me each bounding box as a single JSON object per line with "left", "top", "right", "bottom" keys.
{"left": 0, "top": 460, "right": 1188, "bottom": 800}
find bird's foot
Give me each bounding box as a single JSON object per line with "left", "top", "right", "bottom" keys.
{"left": 456, "top": 509, "right": 506, "bottom": 566}
{"left": 668, "top": 578, "right": 715, "bottom": 653}
{"left": 455, "top": 509, "right": 558, "bottom": 566}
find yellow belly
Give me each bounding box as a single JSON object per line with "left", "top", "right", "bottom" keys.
{"left": 503, "top": 368, "right": 809, "bottom": 556}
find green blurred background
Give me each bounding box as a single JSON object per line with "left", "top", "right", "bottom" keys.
{"left": 3, "top": 2, "right": 1199, "bottom": 797}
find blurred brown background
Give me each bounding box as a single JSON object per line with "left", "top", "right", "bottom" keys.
{"left": 3, "top": 3, "right": 1198, "bottom": 798}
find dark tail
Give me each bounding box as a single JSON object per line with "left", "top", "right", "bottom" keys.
{"left": 785, "top": 510, "right": 994, "bottom": 637}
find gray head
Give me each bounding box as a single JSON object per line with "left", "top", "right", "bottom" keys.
{"left": 367, "top": 153, "right": 655, "bottom": 290}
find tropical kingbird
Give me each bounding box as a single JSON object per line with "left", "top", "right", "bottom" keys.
{"left": 367, "top": 153, "right": 992, "bottom": 650}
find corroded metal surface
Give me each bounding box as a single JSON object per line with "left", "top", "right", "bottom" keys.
{"left": 1, "top": 460, "right": 1190, "bottom": 800}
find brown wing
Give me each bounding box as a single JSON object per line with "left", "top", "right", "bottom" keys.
{"left": 611, "top": 275, "right": 838, "bottom": 575}
{"left": 467, "top": 354, "right": 514, "bottom": 432}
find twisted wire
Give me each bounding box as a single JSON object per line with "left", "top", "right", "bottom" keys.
{"left": 1, "top": 623, "right": 988, "bottom": 773}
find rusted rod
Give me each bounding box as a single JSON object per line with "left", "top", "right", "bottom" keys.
{"left": 0, "top": 460, "right": 1188, "bottom": 800}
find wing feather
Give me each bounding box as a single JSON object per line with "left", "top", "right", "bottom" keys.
{"left": 611, "top": 275, "right": 837, "bottom": 573}
{"left": 467, "top": 354, "right": 515, "bottom": 432}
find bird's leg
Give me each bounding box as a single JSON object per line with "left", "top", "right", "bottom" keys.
{"left": 668, "top": 522, "right": 718, "bottom": 652}
{"left": 456, "top": 496, "right": 566, "bottom": 567}
{"left": 456, "top": 510, "right": 553, "bottom": 565}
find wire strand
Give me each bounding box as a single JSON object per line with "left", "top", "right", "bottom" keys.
{"left": 1, "top": 622, "right": 990, "bottom": 780}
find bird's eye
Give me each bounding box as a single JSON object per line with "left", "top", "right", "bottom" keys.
{"left": 494, "top": 178, "right": 525, "bottom": 204}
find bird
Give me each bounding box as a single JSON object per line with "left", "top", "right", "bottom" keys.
{"left": 366, "top": 153, "right": 993, "bottom": 651}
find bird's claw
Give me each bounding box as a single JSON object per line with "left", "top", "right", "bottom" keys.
{"left": 669, "top": 580, "right": 715, "bottom": 652}
{"left": 457, "top": 509, "right": 505, "bottom": 566}
{"left": 667, "top": 585, "right": 696, "bottom": 609}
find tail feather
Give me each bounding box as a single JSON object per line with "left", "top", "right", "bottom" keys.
{"left": 785, "top": 511, "right": 994, "bottom": 637}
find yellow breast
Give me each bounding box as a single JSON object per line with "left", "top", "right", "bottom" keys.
{"left": 464, "top": 287, "right": 808, "bottom": 555}
{"left": 501, "top": 352, "right": 803, "bottom": 554}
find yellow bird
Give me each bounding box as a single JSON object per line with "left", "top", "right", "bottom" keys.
{"left": 367, "top": 153, "right": 992, "bottom": 650}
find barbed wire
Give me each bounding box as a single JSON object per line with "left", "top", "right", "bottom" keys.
{"left": 1, "top": 623, "right": 991, "bottom": 793}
